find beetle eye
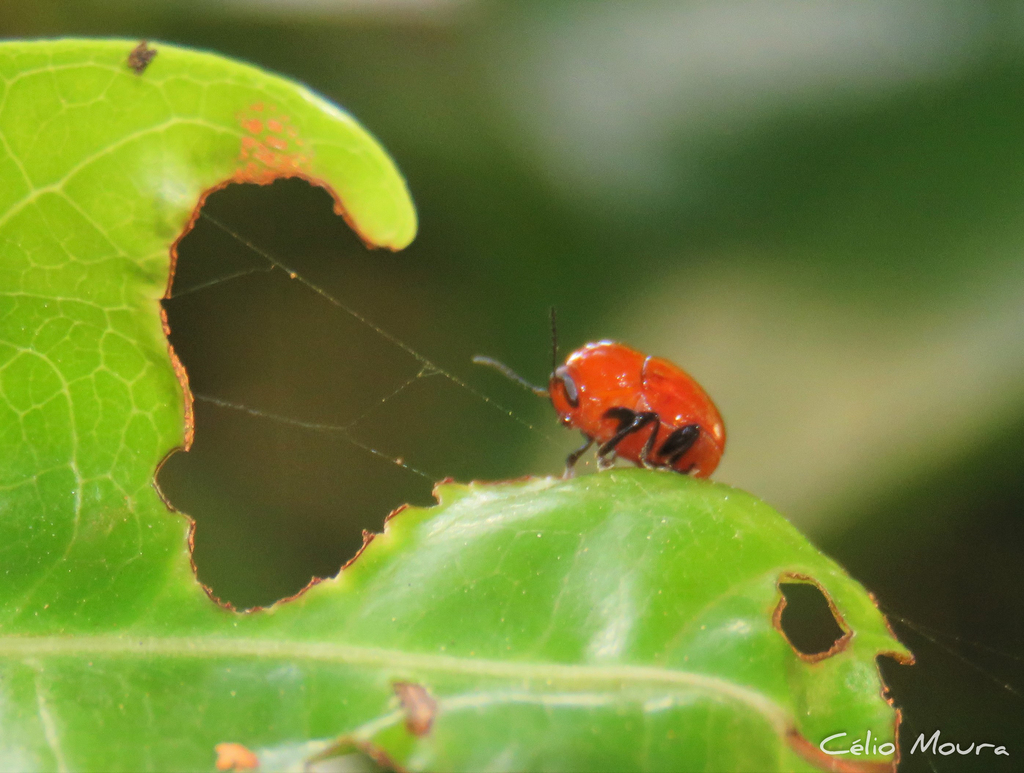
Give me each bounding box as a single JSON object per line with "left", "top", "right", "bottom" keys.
{"left": 554, "top": 365, "right": 579, "bottom": 407}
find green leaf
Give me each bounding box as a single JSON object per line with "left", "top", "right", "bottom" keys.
{"left": 0, "top": 40, "right": 909, "bottom": 772}
{"left": 0, "top": 37, "right": 415, "bottom": 631}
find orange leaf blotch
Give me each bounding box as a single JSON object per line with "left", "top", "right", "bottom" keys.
{"left": 233, "top": 105, "right": 311, "bottom": 185}
{"left": 215, "top": 742, "right": 259, "bottom": 771}
{"left": 252, "top": 146, "right": 277, "bottom": 166}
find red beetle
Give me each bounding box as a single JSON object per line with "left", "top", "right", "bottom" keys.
{"left": 474, "top": 315, "right": 725, "bottom": 477}
{"left": 548, "top": 340, "right": 725, "bottom": 477}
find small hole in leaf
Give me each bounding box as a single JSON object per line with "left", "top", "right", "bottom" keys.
{"left": 776, "top": 580, "right": 849, "bottom": 659}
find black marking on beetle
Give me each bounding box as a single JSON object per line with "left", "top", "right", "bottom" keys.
{"left": 599, "top": 409, "right": 657, "bottom": 459}
{"left": 659, "top": 423, "right": 700, "bottom": 464}
{"left": 603, "top": 406, "right": 636, "bottom": 432}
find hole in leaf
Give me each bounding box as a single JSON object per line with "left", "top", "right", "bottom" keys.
{"left": 775, "top": 578, "right": 850, "bottom": 659}
{"left": 157, "top": 179, "right": 441, "bottom": 609}
{"left": 157, "top": 178, "right": 555, "bottom": 609}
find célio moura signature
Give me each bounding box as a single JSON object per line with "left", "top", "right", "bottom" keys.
{"left": 819, "top": 730, "right": 1009, "bottom": 758}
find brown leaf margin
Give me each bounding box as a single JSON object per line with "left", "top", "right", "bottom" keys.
{"left": 771, "top": 572, "right": 915, "bottom": 772}
{"left": 772, "top": 572, "right": 854, "bottom": 663}
{"left": 153, "top": 100, "right": 412, "bottom": 607}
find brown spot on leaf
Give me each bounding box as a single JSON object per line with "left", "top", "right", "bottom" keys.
{"left": 394, "top": 681, "right": 437, "bottom": 737}
{"left": 773, "top": 573, "right": 852, "bottom": 662}
{"left": 126, "top": 41, "right": 157, "bottom": 75}
{"left": 214, "top": 742, "right": 258, "bottom": 771}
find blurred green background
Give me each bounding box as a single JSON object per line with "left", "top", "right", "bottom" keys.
{"left": 6, "top": 2, "right": 1022, "bottom": 769}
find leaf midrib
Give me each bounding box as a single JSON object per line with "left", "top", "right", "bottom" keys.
{"left": 0, "top": 634, "right": 788, "bottom": 727}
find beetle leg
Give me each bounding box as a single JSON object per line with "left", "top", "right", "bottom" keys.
{"left": 603, "top": 407, "right": 636, "bottom": 431}
{"left": 639, "top": 413, "right": 662, "bottom": 468}
{"left": 659, "top": 424, "right": 701, "bottom": 467}
{"left": 563, "top": 433, "right": 594, "bottom": 479}
{"left": 598, "top": 410, "right": 658, "bottom": 468}
{"left": 597, "top": 408, "right": 638, "bottom": 459}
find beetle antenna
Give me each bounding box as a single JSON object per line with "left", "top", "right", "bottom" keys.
{"left": 472, "top": 356, "right": 548, "bottom": 397}
{"left": 550, "top": 306, "right": 559, "bottom": 373}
